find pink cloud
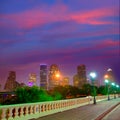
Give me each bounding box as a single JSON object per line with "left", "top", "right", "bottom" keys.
{"left": 0, "top": 5, "right": 118, "bottom": 29}
{"left": 94, "top": 39, "right": 119, "bottom": 49}
{"left": 70, "top": 8, "right": 116, "bottom": 25}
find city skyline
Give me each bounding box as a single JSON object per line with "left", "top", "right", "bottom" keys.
{"left": 0, "top": 0, "right": 119, "bottom": 88}
{"left": 0, "top": 64, "right": 118, "bottom": 89}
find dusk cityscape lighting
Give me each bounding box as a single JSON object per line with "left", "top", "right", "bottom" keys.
{"left": 0, "top": 0, "right": 119, "bottom": 90}
{"left": 0, "top": 1, "right": 119, "bottom": 120}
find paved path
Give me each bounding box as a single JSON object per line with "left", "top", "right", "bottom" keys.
{"left": 31, "top": 98, "right": 120, "bottom": 120}
{"left": 102, "top": 104, "right": 120, "bottom": 120}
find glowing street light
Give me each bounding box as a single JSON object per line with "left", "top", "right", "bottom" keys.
{"left": 104, "top": 79, "right": 110, "bottom": 100}
{"left": 111, "top": 82, "right": 115, "bottom": 86}
{"left": 90, "top": 72, "right": 97, "bottom": 78}
{"left": 116, "top": 85, "right": 119, "bottom": 97}
{"left": 116, "top": 85, "right": 119, "bottom": 88}
{"left": 105, "top": 79, "right": 109, "bottom": 83}
{"left": 90, "top": 72, "right": 97, "bottom": 104}
{"left": 111, "top": 82, "right": 116, "bottom": 99}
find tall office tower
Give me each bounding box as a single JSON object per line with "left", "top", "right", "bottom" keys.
{"left": 104, "top": 68, "right": 115, "bottom": 82}
{"left": 40, "top": 64, "right": 47, "bottom": 89}
{"left": 28, "top": 73, "right": 37, "bottom": 87}
{"left": 48, "top": 64, "right": 61, "bottom": 89}
{"left": 60, "top": 77, "right": 69, "bottom": 86}
{"left": 73, "top": 64, "right": 87, "bottom": 88}
{"left": 4, "top": 71, "right": 20, "bottom": 91}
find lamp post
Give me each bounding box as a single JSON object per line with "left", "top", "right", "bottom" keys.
{"left": 111, "top": 82, "right": 116, "bottom": 99}
{"left": 104, "top": 79, "right": 110, "bottom": 100}
{"left": 90, "top": 72, "right": 97, "bottom": 104}
{"left": 116, "top": 85, "right": 119, "bottom": 98}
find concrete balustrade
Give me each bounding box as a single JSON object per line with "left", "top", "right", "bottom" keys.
{"left": 0, "top": 95, "right": 117, "bottom": 120}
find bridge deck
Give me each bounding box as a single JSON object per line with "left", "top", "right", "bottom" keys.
{"left": 31, "top": 98, "right": 120, "bottom": 120}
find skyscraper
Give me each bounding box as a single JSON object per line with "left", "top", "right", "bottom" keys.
{"left": 28, "top": 73, "right": 37, "bottom": 87}
{"left": 40, "top": 64, "right": 48, "bottom": 89}
{"left": 73, "top": 64, "right": 87, "bottom": 88}
{"left": 48, "top": 64, "right": 61, "bottom": 89}
{"left": 4, "top": 71, "right": 20, "bottom": 91}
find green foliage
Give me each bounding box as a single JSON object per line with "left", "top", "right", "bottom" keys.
{"left": 51, "top": 85, "right": 81, "bottom": 99}
{"left": 81, "top": 84, "right": 92, "bottom": 95}
{"left": 49, "top": 86, "right": 67, "bottom": 99}
{"left": 98, "top": 85, "right": 107, "bottom": 95}
{"left": 90, "top": 85, "right": 98, "bottom": 96}
{"left": 15, "top": 86, "right": 53, "bottom": 103}
{"left": 49, "top": 91, "right": 62, "bottom": 100}
{"left": 65, "top": 85, "right": 80, "bottom": 98}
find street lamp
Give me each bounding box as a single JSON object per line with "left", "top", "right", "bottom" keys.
{"left": 104, "top": 79, "right": 110, "bottom": 100}
{"left": 116, "top": 85, "right": 119, "bottom": 88}
{"left": 116, "top": 84, "right": 119, "bottom": 97}
{"left": 90, "top": 72, "right": 97, "bottom": 104}
{"left": 111, "top": 82, "right": 116, "bottom": 99}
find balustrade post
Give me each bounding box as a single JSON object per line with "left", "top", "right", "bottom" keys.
{"left": 33, "top": 106, "right": 36, "bottom": 114}
{"left": 5, "top": 108, "right": 14, "bottom": 120}
{"left": 14, "top": 107, "right": 20, "bottom": 119}
{"left": 19, "top": 107, "right": 24, "bottom": 117}
{"left": 1, "top": 109, "right": 7, "bottom": 120}
{"left": 35, "top": 105, "right": 39, "bottom": 113}
{"left": 26, "top": 106, "right": 29, "bottom": 116}
{"left": 30, "top": 106, "right": 33, "bottom": 114}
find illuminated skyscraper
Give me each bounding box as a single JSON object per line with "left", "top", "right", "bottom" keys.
{"left": 40, "top": 64, "right": 47, "bottom": 89}
{"left": 73, "top": 64, "right": 87, "bottom": 88}
{"left": 28, "top": 73, "right": 37, "bottom": 87}
{"left": 48, "top": 64, "right": 61, "bottom": 89}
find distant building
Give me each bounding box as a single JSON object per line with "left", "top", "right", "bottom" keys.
{"left": 48, "top": 64, "right": 61, "bottom": 89}
{"left": 4, "top": 71, "right": 20, "bottom": 91}
{"left": 60, "top": 77, "right": 69, "bottom": 86}
{"left": 73, "top": 64, "right": 87, "bottom": 88}
{"left": 28, "top": 73, "right": 37, "bottom": 87}
{"left": 104, "top": 68, "right": 115, "bottom": 83}
{"left": 40, "top": 64, "right": 48, "bottom": 89}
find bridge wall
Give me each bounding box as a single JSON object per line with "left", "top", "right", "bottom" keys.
{"left": 0, "top": 94, "right": 116, "bottom": 120}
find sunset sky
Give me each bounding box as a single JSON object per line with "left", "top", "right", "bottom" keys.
{"left": 0, "top": 0, "right": 119, "bottom": 88}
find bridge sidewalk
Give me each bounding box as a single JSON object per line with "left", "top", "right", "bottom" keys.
{"left": 31, "top": 98, "right": 120, "bottom": 120}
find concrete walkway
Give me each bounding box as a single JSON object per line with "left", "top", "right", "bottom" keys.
{"left": 102, "top": 104, "right": 120, "bottom": 120}
{"left": 31, "top": 98, "right": 120, "bottom": 120}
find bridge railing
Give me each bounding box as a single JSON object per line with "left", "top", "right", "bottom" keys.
{"left": 0, "top": 94, "right": 117, "bottom": 120}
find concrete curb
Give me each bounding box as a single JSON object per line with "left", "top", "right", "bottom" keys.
{"left": 95, "top": 102, "right": 120, "bottom": 120}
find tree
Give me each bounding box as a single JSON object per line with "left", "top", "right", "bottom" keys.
{"left": 15, "top": 86, "right": 53, "bottom": 103}
{"left": 82, "top": 84, "right": 92, "bottom": 96}
{"left": 98, "top": 86, "right": 106, "bottom": 95}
